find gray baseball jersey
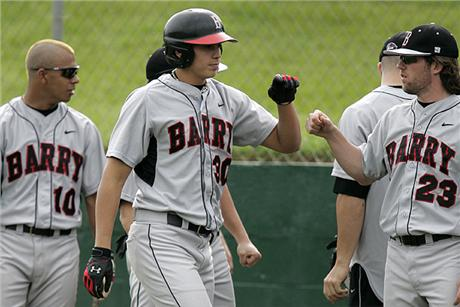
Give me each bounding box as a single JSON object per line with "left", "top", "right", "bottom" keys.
{"left": 332, "top": 85, "right": 414, "bottom": 300}
{"left": 0, "top": 96, "right": 105, "bottom": 228}
{"left": 0, "top": 96, "right": 105, "bottom": 306}
{"left": 121, "top": 171, "right": 137, "bottom": 204}
{"left": 108, "top": 73, "right": 277, "bottom": 231}
{"left": 361, "top": 94, "right": 460, "bottom": 236}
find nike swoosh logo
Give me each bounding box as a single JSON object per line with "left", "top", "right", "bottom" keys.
{"left": 218, "top": 102, "right": 224, "bottom": 107}
{"left": 350, "top": 289, "right": 355, "bottom": 293}
{"left": 442, "top": 123, "right": 454, "bottom": 127}
{"left": 64, "top": 130, "right": 77, "bottom": 134}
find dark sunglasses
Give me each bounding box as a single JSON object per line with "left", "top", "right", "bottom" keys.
{"left": 400, "top": 56, "right": 419, "bottom": 65}
{"left": 34, "top": 65, "right": 80, "bottom": 79}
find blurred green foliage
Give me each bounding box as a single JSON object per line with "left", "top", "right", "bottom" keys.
{"left": 2, "top": 1, "right": 458, "bottom": 161}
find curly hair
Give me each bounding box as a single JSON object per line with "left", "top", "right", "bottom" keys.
{"left": 432, "top": 56, "right": 460, "bottom": 95}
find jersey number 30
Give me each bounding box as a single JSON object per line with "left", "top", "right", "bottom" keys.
{"left": 213, "top": 156, "right": 231, "bottom": 185}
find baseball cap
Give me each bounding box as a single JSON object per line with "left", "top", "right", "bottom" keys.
{"left": 383, "top": 23, "right": 458, "bottom": 58}
{"left": 146, "top": 47, "right": 228, "bottom": 82}
{"left": 379, "top": 31, "right": 408, "bottom": 61}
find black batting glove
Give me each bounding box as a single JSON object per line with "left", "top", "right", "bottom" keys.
{"left": 326, "top": 235, "right": 338, "bottom": 270}
{"left": 83, "top": 247, "right": 115, "bottom": 299}
{"left": 115, "top": 233, "right": 128, "bottom": 259}
{"left": 268, "top": 73, "right": 300, "bottom": 105}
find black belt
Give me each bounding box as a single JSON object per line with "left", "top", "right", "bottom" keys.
{"left": 391, "top": 234, "right": 452, "bottom": 246}
{"left": 5, "top": 224, "right": 72, "bottom": 237}
{"left": 166, "top": 212, "right": 213, "bottom": 237}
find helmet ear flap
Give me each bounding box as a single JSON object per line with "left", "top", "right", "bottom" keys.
{"left": 164, "top": 43, "right": 194, "bottom": 69}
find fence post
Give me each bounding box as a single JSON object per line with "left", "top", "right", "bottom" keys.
{"left": 53, "top": 0, "right": 63, "bottom": 40}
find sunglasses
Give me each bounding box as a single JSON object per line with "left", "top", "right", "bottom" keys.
{"left": 399, "top": 56, "right": 419, "bottom": 65}
{"left": 34, "top": 65, "right": 80, "bottom": 79}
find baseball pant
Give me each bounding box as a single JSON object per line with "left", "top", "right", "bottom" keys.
{"left": 0, "top": 227, "right": 79, "bottom": 307}
{"left": 384, "top": 236, "right": 460, "bottom": 307}
{"left": 127, "top": 220, "right": 215, "bottom": 307}
{"left": 127, "top": 231, "right": 235, "bottom": 307}
{"left": 348, "top": 263, "right": 383, "bottom": 307}
{"left": 210, "top": 233, "right": 235, "bottom": 307}
{"left": 126, "top": 251, "right": 156, "bottom": 307}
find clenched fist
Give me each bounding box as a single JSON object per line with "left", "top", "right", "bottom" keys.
{"left": 237, "top": 241, "right": 262, "bottom": 267}
{"left": 83, "top": 247, "right": 115, "bottom": 299}
{"left": 306, "top": 109, "right": 335, "bottom": 137}
{"left": 268, "top": 73, "right": 300, "bottom": 105}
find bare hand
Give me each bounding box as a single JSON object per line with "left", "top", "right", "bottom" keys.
{"left": 306, "top": 109, "right": 335, "bottom": 137}
{"left": 237, "top": 241, "right": 262, "bottom": 267}
{"left": 323, "top": 263, "right": 349, "bottom": 303}
{"left": 454, "top": 280, "right": 460, "bottom": 305}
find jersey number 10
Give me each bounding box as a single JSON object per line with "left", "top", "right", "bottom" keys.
{"left": 54, "top": 187, "right": 76, "bottom": 215}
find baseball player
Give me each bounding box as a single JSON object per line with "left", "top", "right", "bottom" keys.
{"left": 307, "top": 23, "right": 460, "bottom": 306}
{"left": 115, "top": 47, "right": 261, "bottom": 307}
{"left": 0, "top": 39, "right": 105, "bottom": 307}
{"left": 83, "top": 8, "right": 301, "bottom": 306}
{"left": 323, "top": 31, "right": 414, "bottom": 306}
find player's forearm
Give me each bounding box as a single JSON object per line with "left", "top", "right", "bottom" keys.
{"left": 85, "top": 194, "right": 97, "bottom": 236}
{"left": 221, "top": 186, "right": 250, "bottom": 244}
{"left": 274, "top": 104, "right": 301, "bottom": 153}
{"left": 327, "top": 130, "right": 372, "bottom": 185}
{"left": 95, "top": 158, "right": 132, "bottom": 248}
{"left": 95, "top": 184, "right": 121, "bottom": 248}
{"left": 335, "top": 194, "right": 365, "bottom": 268}
{"left": 224, "top": 216, "right": 250, "bottom": 245}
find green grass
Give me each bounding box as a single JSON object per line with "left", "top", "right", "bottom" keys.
{"left": 2, "top": 1, "right": 459, "bottom": 161}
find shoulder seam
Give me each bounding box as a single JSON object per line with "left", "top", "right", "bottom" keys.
{"left": 372, "top": 90, "right": 413, "bottom": 101}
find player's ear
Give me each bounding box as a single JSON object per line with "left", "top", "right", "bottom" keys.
{"left": 431, "top": 59, "right": 443, "bottom": 75}
{"left": 377, "top": 62, "right": 382, "bottom": 76}
{"left": 35, "top": 68, "right": 49, "bottom": 84}
{"left": 174, "top": 50, "right": 182, "bottom": 59}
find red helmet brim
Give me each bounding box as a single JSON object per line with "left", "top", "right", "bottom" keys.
{"left": 183, "top": 32, "right": 238, "bottom": 45}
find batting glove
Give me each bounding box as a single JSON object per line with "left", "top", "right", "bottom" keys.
{"left": 268, "top": 73, "right": 300, "bottom": 105}
{"left": 83, "top": 247, "right": 115, "bottom": 299}
{"left": 115, "top": 233, "right": 128, "bottom": 259}
{"left": 326, "top": 235, "right": 338, "bottom": 270}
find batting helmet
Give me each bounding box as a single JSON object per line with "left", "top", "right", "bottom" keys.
{"left": 163, "top": 8, "right": 237, "bottom": 68}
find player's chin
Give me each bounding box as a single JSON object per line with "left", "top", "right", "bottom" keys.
{"left": 206, "top": 67, "right": 219, "bottom": 77}
{"left": 63, "top": 90, "right": 75, "bottom": 102}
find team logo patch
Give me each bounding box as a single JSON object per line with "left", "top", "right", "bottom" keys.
{"left": 386, "top": 42, "right": 398, "bottom": 51}
{"left": 90, "top": 266, "right": 102, "bottom": 274}
{"left": 434, "top": 46, "right": 441, "bottom": 53}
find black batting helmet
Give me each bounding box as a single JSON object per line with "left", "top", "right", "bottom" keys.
{"left": 163, "top": 8, "right": 237, "bottom": 68}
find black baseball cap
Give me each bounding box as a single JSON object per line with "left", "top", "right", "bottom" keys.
{"left": 146, "top": 47, "right": 174, "bottom": 82}
{"left": 379, "top": 31, "right": 408, "bottom": 61}
{"left": 384, "top": 23, "right": 458, "bottom": 58}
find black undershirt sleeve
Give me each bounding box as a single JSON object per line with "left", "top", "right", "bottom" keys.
{"left": 333, "top": 177, "right": 370, "bottom": 199}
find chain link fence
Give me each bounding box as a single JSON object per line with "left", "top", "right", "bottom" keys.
{"left": 2, "top": 1, "right": 459, "bottom": 162}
